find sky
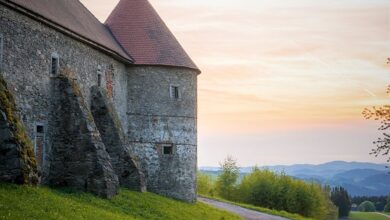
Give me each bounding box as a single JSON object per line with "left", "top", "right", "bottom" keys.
{"left": 80, "top": 0, "right": 390, "bottom": 166}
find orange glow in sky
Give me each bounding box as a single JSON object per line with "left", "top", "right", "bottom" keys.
{"left": 81, "top": 0, "right": 389, "bottom": 166}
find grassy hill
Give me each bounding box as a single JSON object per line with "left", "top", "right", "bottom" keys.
{"left": 0, "top": 183, "right": 242, "bottom": 220}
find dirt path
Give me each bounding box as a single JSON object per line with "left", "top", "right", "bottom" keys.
{"left": 198, "top": 197, "right": 289, "bottom": 220}
{"left": 375, "top": 212, "right": 390, "bottom": 219}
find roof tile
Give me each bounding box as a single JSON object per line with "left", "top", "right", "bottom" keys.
{"left": 105, "top": 0, "right": 199, "bottom": 72}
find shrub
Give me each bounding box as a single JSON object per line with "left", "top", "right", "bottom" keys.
{"left": 197, "top": 172, "right": 215, "bottom": 196}
{"left": 357, "top": 201, "right": 376, "bottom": 212}
{"left": 384, "top": 203, "right": 390, "bottom": 212}
{"left": 235, "top": 168, "right": 336, "bottom": 219}
{"left": 384, "top": 196, "right": 390, "bottom": 212}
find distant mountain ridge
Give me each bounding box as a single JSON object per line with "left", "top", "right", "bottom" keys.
{"left": 200, "top": 161, "right": 390, "bottom": 196}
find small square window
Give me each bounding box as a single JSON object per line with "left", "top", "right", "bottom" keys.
{"left": 162, "top": 144, "right": 173, "bottom": 155}
{"left": 50, "top": 54, "right": 59, "bottom": 75}
{"left": 170, "top": 86, "right": 180, "bottom": 99}
{"left": 36, "top": 125, "right": 44, "bottom": 134}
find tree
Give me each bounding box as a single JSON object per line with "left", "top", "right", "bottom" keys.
{"left": 363, "top": 59, "right": 390, "bottom": 164}
{"left": 384, "top": 196, "right": 390, "bottom": 212}
{"left": 357, "top": 201, "right": 376, "bottom": 212}
{"left": 197, "top": 172, "right": 215, "bottom": 196}
{"left": 215, "top": 156, "right": 239, "bottom": 200}
{"left": 331, "top": 186, "right": 352, "bottom": 217}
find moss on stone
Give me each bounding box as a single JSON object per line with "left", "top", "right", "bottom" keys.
{"left": 0, "top": 74, "right": 38, "bottom": 185}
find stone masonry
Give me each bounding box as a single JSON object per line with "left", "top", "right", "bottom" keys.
{"left": 48, "top": 72, "right": 118, "bottom": 198}
{"left": 91, "top": 85, "right": 146, "bottom": 192}
{"left": 0, "top": 0, "right": 200, "bottom": 202}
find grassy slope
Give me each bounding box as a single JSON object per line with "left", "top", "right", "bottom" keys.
{"left": 349, "top": 212, "right": 390, "bottom": 220}
{"left": 0, "top": 184, "right": 242, "bottom": 220}
{"left": 199, "top": 194, "right": 312, "bottom": 220}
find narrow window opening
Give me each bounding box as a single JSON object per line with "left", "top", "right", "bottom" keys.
{"left": 0, "top": 33, "right": 3, "bottom": 71}
{"left": 170, "top": 86, "right": 180, "bottom": 99}
{"left": 97, "top": 73, "right": 102, "bottom": 87}
{"left": 35, "top": 124, "right": 45, "bottom": 167}
{"left": 162, "top": 144, "right": 173, "bottom": 155}
{"left": 50, "top": 54, "right": 59, "bottom": 75}
{"left": 97, "top": 65, "right": 102, "bottom": 87}
{"left": 22, "top": 115, "right": 27, "bottom": 124}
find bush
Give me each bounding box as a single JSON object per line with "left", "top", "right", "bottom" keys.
{"left": 357, "top": 201, "right": 376, "bottom": 212}
{"left": 197, "top": 172, "right": 215, "bottom": 196}
{"left": 384, "top": 196, "right": 390, "bottom": 212}
{"left": 384, "top": 203, "right": 390, "bottom": 212}
{"left": 235, "top": 168, "right": 337, "bottom": 219}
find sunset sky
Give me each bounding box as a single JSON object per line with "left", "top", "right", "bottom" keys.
{"left": 81, "top": 0, "right": 390, "bottom": 166}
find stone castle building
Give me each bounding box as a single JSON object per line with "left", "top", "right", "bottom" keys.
{"left": 0, "top": 0, "right": 200, "bottom": 202}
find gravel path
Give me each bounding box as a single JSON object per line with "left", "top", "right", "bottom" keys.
{"left": 198, "top": 197, "right": 289, "bottom": 220}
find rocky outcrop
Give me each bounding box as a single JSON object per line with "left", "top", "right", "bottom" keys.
{"left": 91, "top": 86, "right": 146, "bottom": 192}
{"left": 47, "top": 71, "right": 119, "bottom": 198}
{"left": 0, "top": 74, "right": 39, "bottom": 185}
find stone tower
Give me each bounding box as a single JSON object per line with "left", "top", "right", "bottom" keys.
{"left": 106, "top": 0, "right": 200, "bottom": 202}
{"left": 0, "top": 0, "right": 199, "bottom": 202}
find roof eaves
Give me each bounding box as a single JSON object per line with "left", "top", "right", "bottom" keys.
{"left": 0, "top": 0, "right": 134, "bottom": 65}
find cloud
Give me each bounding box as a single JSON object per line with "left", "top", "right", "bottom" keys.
{"left": 80, "top": 0, "right": 390, "bottom": 165}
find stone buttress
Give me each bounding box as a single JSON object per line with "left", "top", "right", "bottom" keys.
{"left": 91, "top": 85, "right": 146, "bottom": 192}
{"left": 47, "top": 71, "right": 119, "bottom": 198}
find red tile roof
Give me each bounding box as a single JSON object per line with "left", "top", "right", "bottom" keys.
{"left": 105, "top": 0, "right": 200, "bottom": 72}
{"left": 5, "top": 0, "right": 132, "bottom": 62}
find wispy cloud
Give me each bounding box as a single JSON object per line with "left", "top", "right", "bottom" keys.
{"left": 81, "top": 0, "right": 390, "bottom": 165}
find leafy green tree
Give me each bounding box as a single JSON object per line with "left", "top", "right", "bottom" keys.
{"left": 215, "top": 156, "right": 239, "bottom": 200}
{"left": 331, "top": 186, "right": 351, "bottom": 217}
{"left": 357, "top": 201, "right": 376, "bottom": 212}
{"left": 351, "top": 195, "right": 387, "bottom": 211}
{"left": 197, "top": 172, "right": 215, "bottom": 196}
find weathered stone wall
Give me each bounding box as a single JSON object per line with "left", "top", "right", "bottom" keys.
{"left": 91, "top": 85, "right": 146, "bottom": 192}
{"left": 127, "top": 66, "right": 197, "bottom": 202}
{"left": 48, "top": 73, "right": 119, "bottom": 198}
{"left": 0, "top": 3, "right": 199, "bottom": 202}
{"left": 0, "top": 4, "right": 129, "bottom": 180}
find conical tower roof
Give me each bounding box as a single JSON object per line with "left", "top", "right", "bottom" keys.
{"left": 105, "top": 0, "right": 200, "bottom": 72}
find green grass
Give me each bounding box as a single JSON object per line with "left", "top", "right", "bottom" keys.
{"left": 199, "top": 194, "right": 312, "bottom": 220}
{"left": 349, "top": 212, "right": 390, "bottom": 220}
{"left": 0, "top": 183, "right": 242, "bottom": 220}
